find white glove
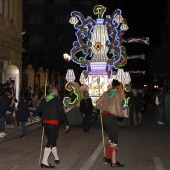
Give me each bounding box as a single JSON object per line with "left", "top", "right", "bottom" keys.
{"left": 65, "top": 125, "right": 69, "bottom": 134}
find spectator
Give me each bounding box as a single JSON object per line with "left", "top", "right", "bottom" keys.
{"left": 16, "top": 94, "right": 30, "bottom": 139}
{"left": 0, "top": 91, "right": 12, "bottom": 137}
{"left": 80, "top": 91, "right": 93, "bottom": 132}
{"left": 155, "top": 88, "right": 166, "bottom": 125}
{"left": 129, "top": 88, "right": 144, "bottom": 127}
{"left": 1, "top": 80, "right": 15, "bottom": 97}
{"left": 29, "top": 86, "right": 33, "bottom": 95}
{"left": 28, "top": 94, "right": 41, "bottom": 122}
{"left": 6, "top": 97, "right": 17, "bottom": 129}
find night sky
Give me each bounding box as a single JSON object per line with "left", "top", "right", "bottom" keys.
{"left": 22, "top": 0, "right": 168, "bottom": 86}
{"left": 98, "top": 0, "right": 168, "bottom": 47}
{"left": 68, "top": 0, "right": 168, "bottom": 81}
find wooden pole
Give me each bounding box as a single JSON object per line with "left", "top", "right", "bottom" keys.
{"left": 100, "top": 109, "right": 106, "bottom": 157}
{"left": 98, "top": 75, "right": 105, "bottom": 156}
{"left": 39, "top": 126, "right": 44, "bottom": 165}
{"left": 39, "top": 72, "right": 48, "bottom": 165}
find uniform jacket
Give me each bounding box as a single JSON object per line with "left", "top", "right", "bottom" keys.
{"left": 36, "top": 94, "right": 69, "bottom": 126}
{"left": 96, "top": 88, "right": 124, "bottom": 117}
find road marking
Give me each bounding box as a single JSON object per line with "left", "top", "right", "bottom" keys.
{"left": 153, "top": 157, "right": 164, "bottom": 170}
{"left": 80, "top": 140, "right": 104, "bottom": 170}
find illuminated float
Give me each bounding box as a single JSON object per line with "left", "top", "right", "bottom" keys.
{"left": 63, "top": 5, "right": 131, "bottom": 110}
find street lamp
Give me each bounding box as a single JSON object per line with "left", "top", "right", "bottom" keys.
{"left": 63, "top": 53, "right": 71, "bottom": 62}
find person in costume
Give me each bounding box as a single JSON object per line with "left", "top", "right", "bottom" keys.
{"left": 96, "top": 79, "right": 126, "bottom": 167}
{"left": 80, "top": 91, "right": 93, "bottom": 132}
{"left": 36, "top": 87, "right": 69, "bottom": 168}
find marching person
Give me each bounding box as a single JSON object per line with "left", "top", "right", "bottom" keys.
{"left": 36, "top": 87, "right": 69, "bottom": 169}
{"left": 96, "top": 79, "right": 126, "bottom": 168}
{"left": 80, "top": 91, "right": 93, "bottom": 132}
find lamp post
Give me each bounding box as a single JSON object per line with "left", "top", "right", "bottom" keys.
{"left": 63, "top": 53, "right": 71, "bottom": 73}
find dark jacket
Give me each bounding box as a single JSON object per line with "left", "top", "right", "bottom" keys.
{"left": 129, "top": 93, "right": 143, "bottom": 113}
{"left": 36, "top": 95, "right": 69, "bottom": 126}
{"left": 7, "top": 97, "right": 16, "bottom": 112}
{"left": 0, "top": 95, "right": 11, "bottom": 117}
{"left": 80, "top": 97, "right": 93, "bottom": 115}
{"left": 1, "top": 86, "right": 13, "bottom": 96}
{"left": 16, "top": 99, "right": 30, "bottom": 122}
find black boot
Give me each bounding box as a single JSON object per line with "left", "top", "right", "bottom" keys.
{"left": 55, "top": 160, "right": 60, "bottom": 164}
{"left": 41, "top": 163, "right": 55, "bottom": 168}
{"left": 103, "top": 157, "right": 111, "bottom": 164}
{"left": 111, "top": 161, "right": 124, "bottom": 167}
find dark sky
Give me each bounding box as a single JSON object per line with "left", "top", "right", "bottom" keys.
{"left": 22, "top": 0, "right": 168, "bottom": 79}
{"left": 98, "top": 0, "right": 168, "bottom": 47}
{"left": 73, "top": 0, "right": 168, "bottom": 84}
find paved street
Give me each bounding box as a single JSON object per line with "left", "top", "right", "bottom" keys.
{"left": 0, "top": 105, "right": 170, "bottom": 170}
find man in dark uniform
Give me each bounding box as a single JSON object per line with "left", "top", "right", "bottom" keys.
{"left": 80, "top": 91, "right": 93, "bottom": 132}
{"left": 36, "top": 87, "right": 69, "bottom": 168}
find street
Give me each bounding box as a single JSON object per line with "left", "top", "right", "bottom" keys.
{"left": 0, "top": 124, "right": 102, "bottom": 170}
{"left": 0, "top": 106, "right": 170, "bottom": 170}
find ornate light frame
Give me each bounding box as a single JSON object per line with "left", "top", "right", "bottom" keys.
{"left": 69, "top": 5, "right": 129, "bottom": 78}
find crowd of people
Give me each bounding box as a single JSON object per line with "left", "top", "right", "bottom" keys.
{"left": 0, "top": 80, "right": 45, "bottom": 138}
{"left": 0, "top": 79, "right": 16, "bottom": 138}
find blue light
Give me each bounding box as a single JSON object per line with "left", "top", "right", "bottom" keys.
{"left": 70, "top": 8, "right": 128, "bottom": 76}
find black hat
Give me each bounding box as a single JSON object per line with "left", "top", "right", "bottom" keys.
{"left": 112, "top": 79, "right": 120, "bottom": 87}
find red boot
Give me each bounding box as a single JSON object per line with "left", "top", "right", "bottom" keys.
{"left": 110, "top": 144, "right": 117, "bottom": 164}
{"left": 103, "top": 140, "right": 111, "bottom": 164}
{"left": 110, "top": 144, "right": 124, "bottom": 167}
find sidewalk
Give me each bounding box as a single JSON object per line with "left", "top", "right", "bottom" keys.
{"left": 0, "top": 121, "right": 41, "bottom": 144}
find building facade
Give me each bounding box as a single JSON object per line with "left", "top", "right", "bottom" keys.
{"left": 0, "top": 0, "right": 23, "bottom": 83}
{"left": 22, "top": 0, "right": 94, "bottom": 73}
{"left": 22, "top": 0, "right": 95, "bottom": 90}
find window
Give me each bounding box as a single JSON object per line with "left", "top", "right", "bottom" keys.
{"left": 0, "top": 0, "right": 3, "bottom": 16}
{"left": 0, "top": 59, "right": 8, "bottom": 84}
{"left": 8, "top": 0, "right": 12, "bottom": 20}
